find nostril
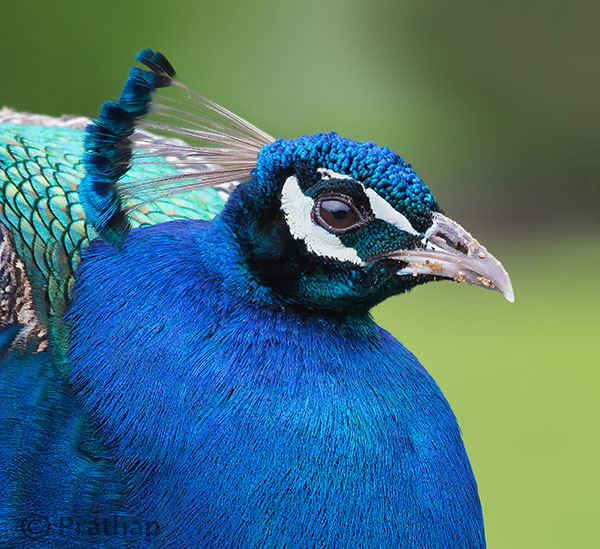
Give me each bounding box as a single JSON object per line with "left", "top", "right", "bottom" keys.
{"left": 456, "top": 242, "right": 468, "bottom": 255}
{"left": 433, "top": 232, "right": 468, "bottom": 255}
{"left": 434, "top": 232, "right": 455, "bottom": 248}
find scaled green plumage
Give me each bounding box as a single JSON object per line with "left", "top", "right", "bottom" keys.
{"left": 0, "top": 119, "right": 225, "bottom": 347}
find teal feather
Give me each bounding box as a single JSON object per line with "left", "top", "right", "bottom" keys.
{"left": 0, "top": 119, "right": 225, "bottom": 348}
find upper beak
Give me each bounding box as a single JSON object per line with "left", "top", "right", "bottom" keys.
{"left": 386, "top": 212, "right": 514, "bottom": 302}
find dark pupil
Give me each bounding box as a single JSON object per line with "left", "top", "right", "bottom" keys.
{"left": 319, "top": 199, "right": 358, "bottom": 230}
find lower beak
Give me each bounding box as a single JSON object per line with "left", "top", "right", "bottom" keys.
{"left": 387, "top": 212, "right": 514, "bottom": 302}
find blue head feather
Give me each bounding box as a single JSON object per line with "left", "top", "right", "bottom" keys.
{"left": 255, "top": 132, "right": 439, "bottom": 231}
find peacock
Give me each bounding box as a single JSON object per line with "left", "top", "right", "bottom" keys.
{"left": 0, "top": 48, "right": 513, "bottom": 548}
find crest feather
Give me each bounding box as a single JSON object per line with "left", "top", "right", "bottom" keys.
{"left": 80, "top": 48, "right": 274, "bottom": 245}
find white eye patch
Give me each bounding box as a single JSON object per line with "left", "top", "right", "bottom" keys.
{"left": 280, "top": 175, "right": 363, "bottom": 264}
{"left": 280, "top": 172, "right": 419, "bottom": 263}
{"left": 363, "top": 188, "right": 418, "bottom": 236}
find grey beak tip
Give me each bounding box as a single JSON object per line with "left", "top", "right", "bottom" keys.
{"left": 501, "top": 279, "right": 515, "bottom": 303}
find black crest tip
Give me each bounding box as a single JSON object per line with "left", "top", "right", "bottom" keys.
{"left": 136, "top": 48, "right": 176, "bottom": 78}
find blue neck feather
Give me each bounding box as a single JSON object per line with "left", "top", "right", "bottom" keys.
{"left": 66, "top": 206, "right": 484, "bottom": 546}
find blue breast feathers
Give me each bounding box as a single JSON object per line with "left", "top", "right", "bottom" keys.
{"left": 66, "top": 217, "right": 484, "bottom": 547}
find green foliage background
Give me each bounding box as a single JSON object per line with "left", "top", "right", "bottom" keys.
{"left": 1, "top": 1, "right": 597, "bottom": 546}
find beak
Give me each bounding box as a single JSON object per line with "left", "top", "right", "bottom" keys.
{"left": 387, "top": 212, "right": 514, "bottom": 302}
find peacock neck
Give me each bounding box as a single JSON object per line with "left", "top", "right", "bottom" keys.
{"left": 65, "top": 218, "right": 483, "bottom": 547}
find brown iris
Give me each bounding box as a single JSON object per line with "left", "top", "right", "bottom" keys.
{"left": 313, "top": 196, "right": 363, "bottom": 233}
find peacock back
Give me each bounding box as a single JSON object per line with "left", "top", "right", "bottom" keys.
{"left": 0, "top": 110, "right": 226, "bottom": 352}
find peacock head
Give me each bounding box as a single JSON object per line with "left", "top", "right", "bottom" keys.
{"left": 222, "top": 132, "right": 513, "bottom": 314}
{"left": 82, "top": 48, "right": 513, "bottom": 315}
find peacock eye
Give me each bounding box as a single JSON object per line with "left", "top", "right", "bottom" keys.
{"left": 313, "top": 196, "right": 362, "bottom": 233}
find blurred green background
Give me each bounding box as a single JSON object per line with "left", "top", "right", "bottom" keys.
{"left": 1, "top": 0, "right": 598, "bottom": 546}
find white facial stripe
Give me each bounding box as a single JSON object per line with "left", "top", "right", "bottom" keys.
{"left": 364, "top": 188, "right": 418, "bottom": 235}
{"left": 280, "top": 175, "right": 362, "bottom": 265}
{"left": 317, "top": 168, "right": 353, "bottom": 180}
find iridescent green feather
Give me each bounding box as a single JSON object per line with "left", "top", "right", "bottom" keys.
{"left": 0, "top": 121, "right": 225, "bottom": 345}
